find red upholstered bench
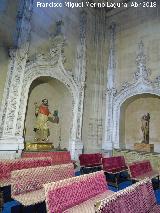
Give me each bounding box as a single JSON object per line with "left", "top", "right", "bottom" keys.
{"left": 102, "top": 156, "right": 128, "bottom": 188}
{"left": 128, "top": 160, "right": 159, "bottom": 182}
{"left": 0, "top": 157, "right": 52, "bottom": 187}
{"left": 102, "top": 156, "right": 128, "bottom": 173}
{"left": 79, "top": 153, "right": 102, "bottom": 174}
{"left": 11, "top": 163, "right": 74, "bottom": 206}
{"left": 44, "top": 171, "right": 113, "bottom": 213}
{"left": 95, "top": 178, "right": 160, "bottom": 213}
{"left": 22, "top": 151, "right": 72, "bottom": 165}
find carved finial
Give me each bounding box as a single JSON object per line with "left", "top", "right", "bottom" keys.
{"left": 55, "top": 20, "right": 63, "bottom": 36}
{"left": 109, "top": 22, "right": 116, "bottom": 42}
{"left": 134, "top": 40, "right": 151, "bottom": 81}
{"left": 136, "top": 40, "right": 146, "bottom": 65}
{"left": 107, "top": 23, "right": 116, "bottom": 90}
{"left": 80, "top": 11, "right": 87, "bottom": 45}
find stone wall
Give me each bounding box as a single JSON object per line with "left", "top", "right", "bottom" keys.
{"left": 107, "top": 6, "right": 160, "bottom": 89}
{"left": 82, "top": 9, "right": 108, "bottom": 153}
{"left": 0, "top": 47, "right": 8, "bottom": 105}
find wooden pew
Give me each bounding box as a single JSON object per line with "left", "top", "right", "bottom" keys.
{"left": 102, "top": 156, "right": 129, "bottom": 188}
{"left": 11, "top": 163, "right": 74, "bottom": 207}
{"left": 79, "top": 153, "right": 102, "bottom": 174}
{"left": 44, "top": 171, "right": 113, "bottom": 213}
{"left": 22, "top": 151, "right": 72, "bottom": 165}
{"left": 95, "top": 178, "right": 160, "bottom": 213}
{"left": 128, "top": 160, "right": 159, "bottom": 182}
{"left": 0, "top": 157, "right": 52, "bottom": 204}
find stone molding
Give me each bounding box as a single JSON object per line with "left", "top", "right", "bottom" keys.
{"left": 104, "top": 40, "right": 160, "bottom": 150}
{"left": 0, "top": 9, "right": 87, "bottom": 160}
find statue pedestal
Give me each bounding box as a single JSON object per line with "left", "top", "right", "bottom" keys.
{"left": 25, "top": 142, "right": 53, "bottom": 151}
{"left": 134, "top": 143, "right": 154, "bottom": 152}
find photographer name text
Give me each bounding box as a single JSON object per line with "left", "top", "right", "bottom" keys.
{"left": 36, "top": 1, "right": 157, "bottom": 9}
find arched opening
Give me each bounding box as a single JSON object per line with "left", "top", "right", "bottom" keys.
{"left": 120, "top": 93, "right": 160, "bottom": 152}
{"left": 24, "top": 76, "right": 72, "bottom": 149}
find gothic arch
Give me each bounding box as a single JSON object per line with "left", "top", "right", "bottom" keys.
{"left": 112, "top": 79, "right": 160, "bottom": 149}
{"left": 104, "top": 40, "right": 160, "bottom": 151}
{"left": 14, "top": 36, "right": 82, "bottom": 158}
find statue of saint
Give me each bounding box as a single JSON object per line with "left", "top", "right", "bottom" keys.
{"left": 34, "top": 99, "right": 59, "bottom": 142}
{"left": 141, "top": 113, "right": 150, "bottom": 144}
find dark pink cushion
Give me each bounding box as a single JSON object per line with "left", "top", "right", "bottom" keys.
{"left": 97, "top": 179, "right": 157, "bottom": 213}
{"left": 22, "top": 151, "right": 71, "bottom": 165}
{"left": 129, "top": 160, "right": 152, "bottom": 178}
{"left": 102, "top": 156, "right": 127, "bottom": 173}
{"left": 0, "top": 158, "right": 52, "bottom": 181}
{"left": 45, "top": 171, "right": 107, "bottom": 213}
{"left": 79, "top": 153, "right": 102, "bottom": 167}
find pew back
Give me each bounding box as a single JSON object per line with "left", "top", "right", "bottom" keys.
{"left": 102, "top": 156, "right": 127, "bottom": 173}
{"left": 79, "top": 153, "right": 102, "bottom": 167}
{"left": 96, "top": 178, "right": 158, "bottom": 213}
{"left": 129, "top": 160, "right": 153, "bottom": 178}
{"left": 11, "top": 163, "right": 74, "bottom": 196}
{"left": 22, "top": 151, "right": 71, "bottom": 165}
{"left": 44, "top": 171, "right": 107, "bottom": 213}
{"left": 0, "top": 157, "right": 52, "bottom": 187}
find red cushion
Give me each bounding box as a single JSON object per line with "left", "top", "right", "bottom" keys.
{"left": 79, "top": 153, "right": 102, "bottom": 167}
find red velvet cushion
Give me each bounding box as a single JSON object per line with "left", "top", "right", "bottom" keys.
{"left": 102, "top": 156, "right": 127, "bottom": 172}
{"left": 79, "top": 153, "right": 102, "bottom": 167}
{"left": 129, "top": 160, "right": 152, "bottom": 178}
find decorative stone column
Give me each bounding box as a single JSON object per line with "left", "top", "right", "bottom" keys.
{"left": 103, "top": 23, "right": 116, "bottom": 152}
{"left": 0, "top": 0, "right": 33, "bottom": 158}
{"left": 70, "top": 11, "right": 87, "bottom": 159}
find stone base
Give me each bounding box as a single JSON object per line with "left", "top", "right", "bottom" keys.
{"left": 25, "top": 142, "right": 53, "bottom": 151}
{"left": 0, "top": 136, "right": 24, "bottom": 159}
{"left": 134, "top": 143, "right": 154, "bottom": 152}
{"left": 69, "top": 139, "right": 83, "bottom": 160}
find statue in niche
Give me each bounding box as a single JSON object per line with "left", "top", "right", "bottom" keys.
{"left": 34, "top": 99, "right": 59, "bottom": 143}
{"left": 141, "top": 113, "right": 150, "bottom": 144}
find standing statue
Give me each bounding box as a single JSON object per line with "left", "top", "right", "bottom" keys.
{"left": 34, "top": 99, "right": 59, "bottom": 142}
{"left": 141, "top": 113, "right": 150, "bottom": 144}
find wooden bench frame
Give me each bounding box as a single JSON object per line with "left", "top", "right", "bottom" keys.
{"left": 102, "top": 156, "right": 129, "bottom": 189}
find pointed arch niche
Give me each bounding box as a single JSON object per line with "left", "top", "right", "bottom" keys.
{"left": 104, "top": 41, "right": 160, "bottom": 153}
{"left": 119, "top": 93, "right": 160, "bottom": 151}
{"left": 111, "top": 80, "right": 160, "bottom": 151}
{"left": 25, "top": 76, "right": 72, "bottom": 149}
{"left": 13, "top": 37, "right": 84, "bottom": 159}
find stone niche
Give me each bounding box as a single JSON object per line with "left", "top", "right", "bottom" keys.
{"left": 25, "top": 76, "right": 72, "bottom": 150}
{"left": 103, "top": 40, "right": 160, "bottom": 153}
{"left": 120, "top": 94, "right": 160, "bottom": 152}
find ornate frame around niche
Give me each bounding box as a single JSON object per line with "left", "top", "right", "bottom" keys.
{"left": 14, "top": 37, "right": 83, "bottom": 158}
{"left": 0, "top": 8, "right": 87, "bottom": 159}
{"left": 112, "top": 76, "right": 160, "bottom": 149}
{"left": 104, "top": 40, "right": 160, "bottom": 150}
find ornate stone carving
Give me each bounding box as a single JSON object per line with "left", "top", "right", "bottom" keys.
{"left": 134, "top": 40, "right": 151, "bottom": 81}
{"left": 104, "top": 40, "right": 160, "bottom": 151}
{"left": 0, "top": 0, "right": 33, "bottom": 142}
{"left": 0, "top": 7, "right": 86, "bottom": 160}
{"left": 71, "top": 11, "right": 87, "bottom": 158}
{"left": 103, "top": 23, "right": 116, "bottom": 150}
{"left": 15, "top": 11, "right": 87, "bottom": 159}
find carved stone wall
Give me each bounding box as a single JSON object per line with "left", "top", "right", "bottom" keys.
{"left": 0, "top": 7, "right": 87, "bottom": 159}
{"left": 0, "top": 0, "right": 33, "bottom": 156}
{"left": 104, "top": 40, "right": 160, "bottom": 151}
